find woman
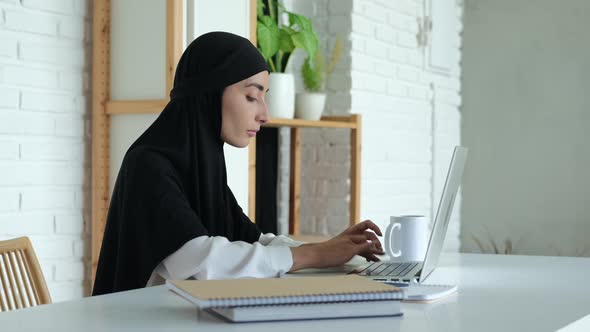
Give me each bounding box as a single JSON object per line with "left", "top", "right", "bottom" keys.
{"left": 93, "top": 32, "right": 384, "bottom": 296}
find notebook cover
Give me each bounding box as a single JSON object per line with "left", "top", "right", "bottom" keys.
{"left": 167, "top": 275, "right": 401, "bottom": 303}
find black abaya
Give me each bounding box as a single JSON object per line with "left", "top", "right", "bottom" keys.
{"left": 93, "top": 32, "right": 269, "bottom": 295}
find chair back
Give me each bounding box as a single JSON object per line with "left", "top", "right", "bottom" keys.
{"left": 0, "top": 237, "right": 51, "bottom": 311}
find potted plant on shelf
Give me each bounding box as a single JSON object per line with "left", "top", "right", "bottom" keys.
{"left": 257, "top": 0, "right": 318, "bottom": 119}
{"left": 295, "top": 36, "right": 342, "bottom": 121}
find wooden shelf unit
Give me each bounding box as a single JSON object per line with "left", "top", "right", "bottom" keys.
{"left": 248, "top": 114, "right": 362, "bottom": 235}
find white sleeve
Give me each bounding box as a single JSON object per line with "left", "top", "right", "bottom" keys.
{"left": 146, "top": 235, "right": 295, "bottom": 286}
{"left": 258, "top": 232, "right": 305, "bottom": 247}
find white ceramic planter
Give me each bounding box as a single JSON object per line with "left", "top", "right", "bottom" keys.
{"left": 266, "top": 73, "right": 295, "bottom": 119}
{"left": 295, "top": 92, "right": 326, "bottom": 121}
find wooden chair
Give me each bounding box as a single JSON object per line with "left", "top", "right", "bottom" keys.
{"left": 0, "top": 237, "right": 51, "bottom": 311}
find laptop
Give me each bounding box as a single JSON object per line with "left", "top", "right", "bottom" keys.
{"left": 353, "top": 146, "right": 468, "bottom": 283}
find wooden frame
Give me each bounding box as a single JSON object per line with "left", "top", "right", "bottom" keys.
{"left": 166, "top": 0, "right": 183, "bottom": 93}
{"left": 91, "top": 0, "right": 111, "bottom": 285}
{"left": 247, "top": 115, "right": 362, "bottom": 235}
{"left": 106, "top": 99, "right": 168, "bottom": 115}
{"left": 91, "top": 0, "right": 184, "bottom": 285}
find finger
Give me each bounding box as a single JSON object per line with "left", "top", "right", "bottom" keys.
{"left": 350, "top": 236, "right": 385, "bottom": 255}
{"left": 357, "top": 247, "right": 381, "bottom": 262}
{"left": 363, "top": 231, "right": 383, "bottom": 251}
{"left": 353, "top": 220, "right": 383, "bottom": 236}
{"left": 362, "top": 242, "right": 385, "bottom": 256}
{"left": 370, "top": 245, "right": 385, "bottom": 256}
{"left": 353, "top": 241, "right": 373, "bottom": 255}
{"left": 348, "top": 234, "right": 369, "bottom": 244}
{"left": 362, "top": 253, "right": 380, "bottom": 262}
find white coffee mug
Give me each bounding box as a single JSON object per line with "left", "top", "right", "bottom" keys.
{"left": 385, "top": 215, "right": 429, "bottom": 262}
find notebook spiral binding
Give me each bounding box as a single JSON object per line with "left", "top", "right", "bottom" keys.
{"left": 208, "top": 291, "right": 404, "bottom": 308}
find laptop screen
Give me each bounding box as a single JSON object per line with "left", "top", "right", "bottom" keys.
{"left": 419, "top": 146, "right": 468, "bottom": 282}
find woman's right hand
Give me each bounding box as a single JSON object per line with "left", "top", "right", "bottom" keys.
{"left": 289, "top": 233, "right": 384, "bottom": 272}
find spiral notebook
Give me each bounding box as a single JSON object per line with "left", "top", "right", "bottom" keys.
{"left": 167, "top": 275, "right": 403, "bottom": 308}
{"left": 166, "top": 275, "right": 404, "bottom": 322}
{"left": 207, "top": 300, "right": 402, "bottom": 322}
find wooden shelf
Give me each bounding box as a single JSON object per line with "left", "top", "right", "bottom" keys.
{"left": 106, "top": 99, "right": 167, "bottom": 114}
{"left": 265, "top": 116, "right": 358, "bottom": 129}
{"left": 249, "top": 114, "right": 361, "bottom": 236}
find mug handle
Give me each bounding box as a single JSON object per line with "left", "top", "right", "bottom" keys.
{"left": 385, "top": 222, "right": 402, "bottom": 258}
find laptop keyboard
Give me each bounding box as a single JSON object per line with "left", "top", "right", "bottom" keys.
{"left": 358, "top": 262, "right": 419, "bottom": 277}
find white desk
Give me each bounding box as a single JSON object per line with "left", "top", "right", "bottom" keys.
{"left": 1, "top": 253, "right": 589, "bottom": 331}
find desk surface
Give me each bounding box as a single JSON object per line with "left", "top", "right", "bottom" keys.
{"left": 1, "top": 253, "right": 589, "bottom": 331}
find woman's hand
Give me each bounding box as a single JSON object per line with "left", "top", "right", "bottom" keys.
{"left": 336, "top": 219, "right": 384, "bottom": 260}
{"left": 289, "top": 220, "right": 385, "bottom": 271}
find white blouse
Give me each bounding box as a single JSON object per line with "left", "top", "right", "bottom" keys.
{"left": 146, "top": 233, "right": 304, "bottom": 286}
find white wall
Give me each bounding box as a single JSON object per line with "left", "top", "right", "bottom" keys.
{"left": 461, "top": 0, "right": 590, "bottom": 256}
{"left": 191, "top": 0, "right": 250, "bottom": 39}
{"left": 281, "top": 0, "right": 464, "bottom": 252}
{"left": 110, "top": 0, "right": 166, "bottom": 101}
{"left": 0, "top": 0, "right": 90, "bottom": 302}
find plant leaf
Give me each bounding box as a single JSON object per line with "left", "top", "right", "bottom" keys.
{"left": 301, "top": 56, "right": 323, "bottom": 92}
{"left": 326, "top": 36, "right": 343, "bottom": 74}
{"left": 490, "top": 238, "right": 499, "bottom": 254}
{"left": 315, "top": 49, "right": 325, "bottom": 73}
{"left": 287, "top": 12, "right": 313, "bottom": 31}
{"left": 286, "top": 10, "right": 319, "bottom": 57}
{"left": 257, "top": 16, "right": 280, "bottom": 61}
{"left": 282, "top": 26, "right": 296, "bottom": 35}
{"left": 279, "top": 29, "right": 294, "bottom": 53}
{"left": 505, "top": 239, "right": 512, "bottom": 255}
{"left": 268, "top": 0, "right": 277, "bottom": 21}
{"left": 257, "top": 0, "right": 265, "bottom": 18}
{"left": 471, "top": 235, "right": 487, "bottom": 253}
{"left": 292, "top": 30, "right": 318, "bottom": 58}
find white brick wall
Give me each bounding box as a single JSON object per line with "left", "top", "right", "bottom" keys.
{"left": 281, "top": 0, "right": 463, "bottom": 252}
{"left": 0, "top": 0, "right": 90, "bottom": 303}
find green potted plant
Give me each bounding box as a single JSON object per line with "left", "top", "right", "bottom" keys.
{"left": 257, "top": 0, "right": 318, "bottom": 119}
{"left": 295, "top": 36, "right": 342, "bottom": 121}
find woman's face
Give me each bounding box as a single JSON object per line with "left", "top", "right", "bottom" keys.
{"left": 221, "top": 71, "right": 270, "bottom": 148}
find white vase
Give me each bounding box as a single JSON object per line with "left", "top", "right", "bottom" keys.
{"left": 266, "top": 73, "right": 295, "bottom": 119}
{"left": 295, "top": 92, "right": 326, "bottom": 121}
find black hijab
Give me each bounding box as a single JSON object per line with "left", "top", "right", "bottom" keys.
{"left": 93, "top": 32, "right": 269, "bottom": 295}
